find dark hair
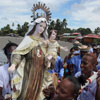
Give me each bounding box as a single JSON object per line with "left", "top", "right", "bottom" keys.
{"left": 48, "top": 29, "right": 57, "bottom": 38}
{"left": 70, "top": 47, "right": 74, "bottom": 52}
{"left": 3, "top": 42, "right": 18, "bottom": 58}
{"left": 67, "top": 76, "right": 81, "bottom": 95}
{"left": 27, "top": 21, "right": 47, "bottom": 38}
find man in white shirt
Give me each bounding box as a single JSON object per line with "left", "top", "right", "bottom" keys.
{"left": 0, "top": 42, "right": 17, "bottom": 100}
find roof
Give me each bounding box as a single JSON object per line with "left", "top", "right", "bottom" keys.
{"left": 83, "top": 34, "right": 100, "bottom": 39}
{"left": 63, "top": 33, "right": 71, "bottom": 36}
{"left": 72, "top": 32, "right": 81, "bottom": 35}
{"left": 63, "top": 36, "right": 77, "bottom": 38}
{"left": 74, "top": 36, "right": 83, "bottom": 40}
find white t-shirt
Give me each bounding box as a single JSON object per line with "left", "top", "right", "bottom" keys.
{"left": 0, "top": 63, "right": 11, "bottom": 96}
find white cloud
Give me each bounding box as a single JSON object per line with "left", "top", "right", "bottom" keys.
{"left": 37, "top": 0, "right": 69, "bottom": 11}
{"left": 0, "top": 0, "right": 70, "bottom": 29}
{"left": 0, "top": 0, "right": 30, "bottom": 29}
{"left": 1, "top": 0, "right": 100, "bottom": 31}
{"left": 66, "top": 0, "right": 100, "bottom": 30}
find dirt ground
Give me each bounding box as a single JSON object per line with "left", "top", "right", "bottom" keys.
{"left": 0, "top": 36, "right": 73, "bottom": 59}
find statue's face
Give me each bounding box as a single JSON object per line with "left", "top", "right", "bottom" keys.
{"left": 50, "top": 30, "right": 57, "bottom": 40}
{"left": 35, "top": 22, "right": 46, "bottom": 35}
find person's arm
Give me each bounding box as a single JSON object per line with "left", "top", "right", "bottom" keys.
{"left": 66, "top": 57, "right": 75, "bottom": 75}
{"left": 0, "top": 87, "right": 5, "bottom": 100}
{"left": 0, "top": 72, "right": 4, "bottom": 100}
{"left": 95, "top": 71, "right": 100, "bottom": 100}
{"left": 8, "top": 54, "right": 21, "bottom": 73}
{"left": 59, "top": 59, "right": 64, "bottom": 80}
{"left": 63, "top": 56, "right": 68, "bottom": 65}
{"left": 95, "top": 77, "right": 100, "bottom": 100}
{"left": 54, "top": 56, "right": 64, "bottom": 80}
{"left": 0, "top": 88, "right": 12, "bottom": 100}
{"left": 43, "top": 84, "right": 55, "bottom": 100}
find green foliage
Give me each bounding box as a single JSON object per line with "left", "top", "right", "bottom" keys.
{"left": 48, "top": 18, "right": 69, "bottom": 35}
{"left": 77, "top": 28, "right": 92, "bottom": 36}
{"left": 0, "top": 24, "right": 11, "bottom": 36}
{"left": 94, "top": 27, "right": 100, "bottom": 34}
{"left": 0, "top": 18, "right": 99, "bottom": 37}
{"left": 0, "top": 22, "right": 29, "bottom": 36}
{"left": 61, "top": 18, "right": 67, "bottom": 29}
{"left": 48, "top": 20, "right": 55, "bottom": 32}
{"left": 16, "top": 22, "right": 29, "bottom": 36}
{"left": 64, "top": 28, "right": 72, "bottom": 33}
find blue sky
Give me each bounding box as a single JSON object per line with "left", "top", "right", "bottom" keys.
{"left": 0, "top": 0, "right": 100, "bottom": 31}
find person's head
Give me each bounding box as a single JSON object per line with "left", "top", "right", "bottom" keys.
{"left": 81, "top": 53, "right": 97, "bottom": 79}
{"left": 48, "top": 29, "right": 57, "bottom": 40}
{"left": 80, "top": 50, "right": 88, "bottom": 58}
{"left": 93, "top": 46, "right": 97, "bottom": 54}
{"left": 70, "top": 47, "right": 75, "bottom": 53}
{"left": 97, "top": 46, "right": 100, "bottom": 54}
{"left": 54, "top": 76, "right": 81, "bottom": 100}
{"left": 73, "top": 41, "right": 82, "bottom": 47}
{"left": 73, "top": 45, "right": 79, "bottom": 51}
{"left": 3, "top": 42, "right": 18, "bottom": 61}
{"left": 79, "top": 45, "right": 89, "bottom": 57}
{"left": 27, "top": 18, "right": 48, "bottom": 39}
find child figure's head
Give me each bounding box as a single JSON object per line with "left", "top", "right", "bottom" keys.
{"left": 49, "top": 30, "right": 57, "bottom": 40}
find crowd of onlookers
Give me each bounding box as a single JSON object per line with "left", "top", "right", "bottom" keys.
{"left": 43, "top": 41, "right": 100, "bottom": 100}
{"left": 0, "top": 40, "right": 100, "bottom": 100}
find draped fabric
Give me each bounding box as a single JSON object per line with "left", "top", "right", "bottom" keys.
{"left": 11, "top": 36, "right": 46, "bottom": 100}
{"left": 11, "top": 36, "right": 57, "bottom": 100}
{"left": 17, "top": 46, "right": 45, "bottom": 100}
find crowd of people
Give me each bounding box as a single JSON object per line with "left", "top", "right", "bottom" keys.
{"left": 0, "top": 14, "right": 100, "bottom": 100}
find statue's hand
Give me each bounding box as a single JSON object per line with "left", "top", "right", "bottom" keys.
{"left": 47, "top": 55, "right": 53, "bottom": 60}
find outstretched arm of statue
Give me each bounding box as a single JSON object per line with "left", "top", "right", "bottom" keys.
{"left": 60, "top": 46, "right": 68, "bottom": 52}
{"left": 8, "top": 54, "right": 21, "bottom": 73}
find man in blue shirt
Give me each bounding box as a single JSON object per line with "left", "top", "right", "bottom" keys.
{"left": 48, "top": 55, "right": 64, "bottom": 80}
{"left": 54, "top": 55, "right": 64, "bottom": 79}
{"left": 67, "top": 45, "right": 89, "bottom": 76}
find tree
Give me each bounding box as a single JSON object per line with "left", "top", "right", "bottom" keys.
{"left": 77, "top": 28, "right": 92, "bottom": 36}
{"left": 48, "top": 20, "right": 55, "bottom": 32}
{"left": 12, "top": 22, "right": 14, "bottom": 27}
{"left": 55, "top": 19, "right": 62, "bottom": 35}
{"left": 0, "top": 24, "right": 11, "bottom": 36}
{"left": 86, "top": 28, "right": 92, "bottom": 34}
{"left": 16, "top": 24, "right": 22, "bottom": 35}
{"left": 94, "top": 27, "right": 100, "bottom": 34}
{"left": 64, "top": 28, "right": 72, "bottom": 33}
{"left": 61, "top": 18, "right": 67, "bottom": 29}
{"left": 71, "top": 29, "right": 77, "bottom": 33}
{"left": 21, "top": 22, "right": 29, "bottom": 36}
{"left": 16, "top": 22, "right": 29, "bottom": 36}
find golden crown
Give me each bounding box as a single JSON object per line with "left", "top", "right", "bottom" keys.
{"left": 31, "top": 2, "right": 51, "bottom": 22}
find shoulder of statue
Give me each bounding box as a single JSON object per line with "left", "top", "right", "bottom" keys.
{"left": 29, "top": 35, "right": 41, "bottom": 41}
